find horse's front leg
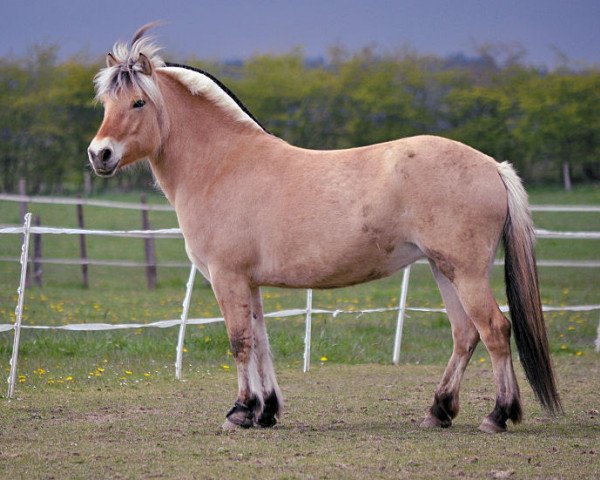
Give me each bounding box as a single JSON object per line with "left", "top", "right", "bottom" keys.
{"left": 211, "top": 271, "right": 262, "bottom": 429}
{"left": 250, "top": 286, "right": 283, "bottom": 427}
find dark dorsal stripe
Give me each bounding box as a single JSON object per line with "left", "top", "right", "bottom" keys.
{"left": 165, "top": 62, "right": 270, "bottom": 134}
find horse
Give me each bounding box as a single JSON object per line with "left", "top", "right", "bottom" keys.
{"left": 88, "top": 24, "right": 561, "bottom": 433}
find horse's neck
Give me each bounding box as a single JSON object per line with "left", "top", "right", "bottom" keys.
{"left": 149, "top": 90, "right": 268, "bottom": 205}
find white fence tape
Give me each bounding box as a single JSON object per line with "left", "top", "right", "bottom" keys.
{"left": 2, "top": 256, "right": 599, "bottom": 270}
{"left": 2, "top": 303, "right": 598, "bottom": 334}
{"left": 3, "top": 193, "right": 600, "bottom": 214}
{"left": 530, "top": 204, "right": 600, "bottom": 212}
{"left": 2, "top": 224, "right": 599, "bottom": 240}
{"left": 4, "top": 193, "right": 600, "bottom": 213}
{"left": 0, "top": 225, "right": 182, "bottom": 238}
{"left": 0, "top": 193, "right": 174, "bottom": 211}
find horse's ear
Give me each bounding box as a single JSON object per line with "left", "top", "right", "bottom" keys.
{"left": 138, "top": 53, "right": 153, "bottom": 76}
{"left": 106, "top": 53, "right": 118, "bottom": 68}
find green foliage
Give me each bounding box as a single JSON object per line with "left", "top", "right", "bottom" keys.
{"left": 1, "top": 45, "right": 600, "bottom": 193}
{"left": 0, "top": 46, "right": 102, "bottom": 193}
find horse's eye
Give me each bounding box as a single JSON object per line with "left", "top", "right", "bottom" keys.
{"left": 132, "top": 99, "right": 146, "bottom": 109}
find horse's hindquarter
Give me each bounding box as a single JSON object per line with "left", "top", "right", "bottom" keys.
{"left": 395, "top": 136, "right": 508, "bottom": 277}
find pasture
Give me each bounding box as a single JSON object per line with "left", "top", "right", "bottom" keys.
{"left": 0, "top": 186, "right": 599, "bottom": 478}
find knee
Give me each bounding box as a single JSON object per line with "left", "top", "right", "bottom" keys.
{"left": 229, "top": 331, "right": 253, "bottom": 362}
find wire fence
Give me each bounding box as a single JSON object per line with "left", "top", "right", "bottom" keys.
{"left": 1, "top": 196, "right": 599, "bottom": 398}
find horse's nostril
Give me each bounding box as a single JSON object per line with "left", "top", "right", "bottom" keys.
{"left": 101, "top": 148, "right": 112, "bottom": 162}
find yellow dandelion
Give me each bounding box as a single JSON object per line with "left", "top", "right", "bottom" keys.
{"left": 144, "top": 372, "right": 151, "bottom": 377}
{"left": 479, "top": 357, "right": 486, "bottom": 363}
{"left": 97, "top": 367, "right": 105, "bottom": 373}
{"left": 320, "top": 356, "right": 328, "bottom": 362}
{"left": 125, "top": 370, "right": 133, "bottom": 375}
{"left": 18, "top": 375, "right": 26, "bottom": 383}
{"left": 560, "top": 344, "right": 567, "bottom": 350}
{"left": 35, "top": 368, "right": 46, "bottom": 375}
{"left": 183, "top": 347, "right": 188, "bottom": 353}
{"left": 575, "top": 351, "right": 583, "bottom": 356}
{"left": 567, "top": 326, "right": 576, "bottom": 331}
{"left": 65, "top": 376, "right": 73, "bottom": 381}
{"left": 222, "top": 365, "right": 230, "bottom": 371}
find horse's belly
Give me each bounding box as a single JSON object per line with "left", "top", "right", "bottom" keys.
{"left": 258, "top": 241, "right": 423, "bottom": 289}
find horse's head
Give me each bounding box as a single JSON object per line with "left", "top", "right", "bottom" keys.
{"left": 88, "top": 24, "right": 168, "bottom": 177}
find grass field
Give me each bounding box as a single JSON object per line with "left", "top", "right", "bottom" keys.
{"left": 0, "top": 185, "right": 598, "bottom": 478}
{"left": 0, "top": 359, "right": 598, "bottom": 479}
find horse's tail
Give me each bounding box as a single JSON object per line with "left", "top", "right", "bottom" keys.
{"left": 497, "top": 161, "right": 562, "bottom": 415}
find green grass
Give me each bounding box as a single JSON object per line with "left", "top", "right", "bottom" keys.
{"left": 0, "top": 359, "right": 598, "bottom": 479}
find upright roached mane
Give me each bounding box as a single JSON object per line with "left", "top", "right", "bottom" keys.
{"left": 93, "top": 24, "right": 266, "bottom": 133}
{"left": 88, "top": 24, "right": 561, "bottom": 434}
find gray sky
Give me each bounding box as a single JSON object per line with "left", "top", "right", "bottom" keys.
{"left": 1, "top": 0, "right": 599, "bottom": 67}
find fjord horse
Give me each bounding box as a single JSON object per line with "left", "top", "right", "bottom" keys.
{"left": 88, "top": 25, "right": 561, "bottom": 432}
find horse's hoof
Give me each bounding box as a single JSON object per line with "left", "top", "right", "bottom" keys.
{"left": 222, "top": 419, "right": 241, "bottom": 431}
{"left": 255, "top": 415, "right": 277, "bottom": 428}
{"left": 420, "top": 413, "right": 451, "bottom": 429}
{"left": 478, "top": 417, "right": 507, "bottom": 434}
{"left": 225, "top": 401, "right": 254, "bottom": 429}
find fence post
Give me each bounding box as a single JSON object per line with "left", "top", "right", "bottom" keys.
{"left": 303, "top": 289, "right": 313, "bottom": 373}
{"left": 83, "top": 172, "right": 92, "bottom": 196}
{"left": 392, "top": 265, "right": 412, "bottom": 365}
{"left": 141, "top": 194, "right": 157, "bottom": 290}
{"left": 7, "top": 213, "right": 32, "bottom": 398}
{"left": 76, "top": 194, "right": 89, "bottom": 289}
{"left": 18, "top": 179, "right": 30, "bottom": 287}
{"left": 175, "top": 264, "right": 197, "bottom": 380}
{"left": 595, "top": 315, "right": 600, "bottom": 353}
{"left": 32, "top": 215, "right": 42, "bottom": 287}
{"left": 18, "top": 178, "right": 27, "bottom": 221}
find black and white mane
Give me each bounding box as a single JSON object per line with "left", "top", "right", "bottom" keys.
{"left": 93, "top": 23, "right": 268, "bottom": 133}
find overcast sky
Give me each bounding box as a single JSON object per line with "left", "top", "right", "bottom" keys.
{"left": 1, "top": 0, "right": 599, "bottom": 67}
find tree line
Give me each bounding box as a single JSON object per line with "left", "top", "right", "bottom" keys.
{"left": 1, "top": 44, "right": 599, "bottom": 194}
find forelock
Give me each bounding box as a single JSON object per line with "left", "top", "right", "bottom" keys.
{"left": 93, "top": 26, "right": 166, "bottom": 107}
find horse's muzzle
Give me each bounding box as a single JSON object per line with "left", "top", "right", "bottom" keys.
{"left": 88, "top": 144, "right": 120, "bottom": 177}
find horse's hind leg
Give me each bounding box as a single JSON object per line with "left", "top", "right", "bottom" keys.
{"left": 421, "top": 263, "right": 480, "bottom": 428}
{"left": 250, "top": 287, "right": 283, "bottom": 427}
{"left": 452, "top": 274, "right": 523, "bottom": 433}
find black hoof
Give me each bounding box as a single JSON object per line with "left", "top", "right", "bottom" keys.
{"left": 428, "top": 392, "right": 458, "bottom": 426}
{"left": 255, "top": 415, "right": 277, "bottom": 428}
{"left": 226, "top": 401, "right": 254, "bottom": 429}
{"left": 255, "top": 391, "right": 280, "bottom": 428}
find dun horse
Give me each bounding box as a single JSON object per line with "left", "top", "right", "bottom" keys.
{"left": 88, "top": 25, "right": 561, "bottom": 433}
